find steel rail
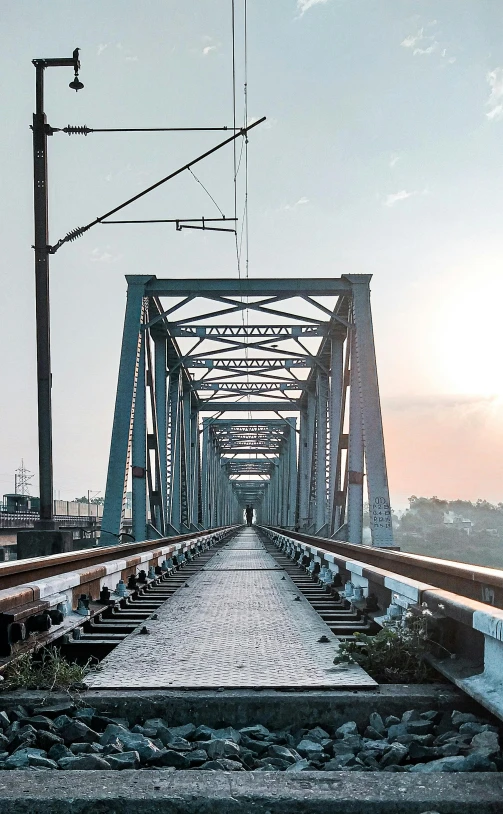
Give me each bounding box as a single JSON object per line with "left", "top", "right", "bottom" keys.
{"left": 0, "top": 527, "right": 234, "bottom": 592}
{"left": 267, "top": 527, "right": 503, "bottom": 609}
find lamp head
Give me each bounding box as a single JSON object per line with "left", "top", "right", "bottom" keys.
{"left": 69, "top": 76, "right": 84, "bottom": 91}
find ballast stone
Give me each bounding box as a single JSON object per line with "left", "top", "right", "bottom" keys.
{"left": 335, "top": 721, "right": 359, "bottom": 738}
{"left": 58, "top": 754, "right": 112, "bottom": 770}
{"left": 105, "top": 751, "right": 141, "bottom": 770}
{"left": 409, "top": 754, "right": 496, "bottom": 773}
{"left": 296, "top": 738, "right": 324, "bottom": 758}
{"left": 58, "top": 720, "right": 100, "bottom": 745}
{"left": 206, "top": 738, "right": 241, "bottom": 760}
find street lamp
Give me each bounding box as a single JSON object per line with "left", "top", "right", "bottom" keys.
{"left": 32, "top": 49, "right": 83, "bottom": 532}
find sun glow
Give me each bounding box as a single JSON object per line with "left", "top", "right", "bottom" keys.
{"left": 430, "top": 266, "right": 503, "bottom": 397}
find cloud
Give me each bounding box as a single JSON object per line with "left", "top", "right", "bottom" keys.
{"left": 389, "top": 153, "right": 401, "bottom": 168}
{"left": 281, "top": 197, "right": 310, "bottom": 211}
{"left": 90, "top": 247, "right": 121, "bottom": 264}
{"left": 413, "top": 44, "right": 437, "bottom": 56}
{"left": 401, "top": 31, "right": 423, "bottom": 49}
{"left": 401, "top": 22, "right": 443, "bottom": 57}
{"left": 402, "top": 20, "right": 456, "bottom": 65}
{"left": 203, "top": 45, "right": 217, "bottom": 56}
{"left": 440, "top": 48, "right": 456, "bottom": 64}
{"left": 246, "top": 115, "right": 276, "bottom": 131}
{"left": 97, "top": 41, "right": 139, "bottom": 63}
{"left": 486, "top": 68, "right": 503, "bottom": 121}
{"left": 383, "top": 190, "right": 417, "bottom": 207}
{"left": 296, "top": 0, "right": 330, "bottom": 17}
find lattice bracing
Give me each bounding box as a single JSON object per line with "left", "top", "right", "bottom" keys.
{"left": 101, "top": 276, "right": 393, "bottom": 546}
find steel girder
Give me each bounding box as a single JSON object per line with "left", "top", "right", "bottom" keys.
{"left": 101, "top": 274, "right": 393, "bottom": 547}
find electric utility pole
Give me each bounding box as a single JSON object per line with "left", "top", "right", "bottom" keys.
{"left": 32, "top": 49, "right": 83, "bottom": 529}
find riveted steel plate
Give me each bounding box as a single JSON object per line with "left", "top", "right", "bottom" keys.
{"left": 226, "top": 534, "right": 264, "bottom": 550}
{"left": 87, "top": 530, "right": 376, "bottom": 690}
{"left": 204, "top": 549, "right": 282, "bottom": 570}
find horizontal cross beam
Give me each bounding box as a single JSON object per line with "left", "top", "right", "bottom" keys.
{"left": 170, "top": 325, "right": 327, "bottom": 337}
{"left": 189, "top": 359, "right": 312, "bottom": 368}
{"left": 195, "top": 382, "right": 307, "bottom": 391}
{"left": 199, "top": 401, "right": 299, "bottom": 411}
{"left": 143, "top": 276, "right": 356, "bottom": 297}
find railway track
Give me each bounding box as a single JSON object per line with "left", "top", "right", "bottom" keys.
{"left": 0, "top": 526, "right": 502, "bottom": 814}
{"left": 0, "top": 524, "right": 502, "bottom": 717}
{"left": 59, "top": 530, "right": 379, "bottom": 667}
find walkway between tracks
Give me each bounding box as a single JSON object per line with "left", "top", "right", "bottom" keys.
{"left": 87, "top": 528, "right": 375, "bottom": 690}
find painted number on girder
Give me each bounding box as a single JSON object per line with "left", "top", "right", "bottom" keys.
{"left": 371, "top": 496, "right": 392, "bottom": 529}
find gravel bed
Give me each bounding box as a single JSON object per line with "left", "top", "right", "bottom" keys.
{"left": 0, "top": 702, "right": 500, "bottom": 772}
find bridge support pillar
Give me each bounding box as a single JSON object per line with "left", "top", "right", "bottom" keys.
{"left": 347, "top": 275, "right": 393, "bottom": 547}
{"left": 101, "top": 277, "right": 150, "bottom": 546}
{"left": 347, "top": 327, "right": 364, "bottom": 545}
{"left": 17, "top": 528, "right": 73, "bottom": 559}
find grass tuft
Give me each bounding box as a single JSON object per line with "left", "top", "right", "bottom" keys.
{"left": 334, "top": 614, "right": 439, "bottom": 684}
{"left": 1, "top": 647, "right": 91, "bottom": 692}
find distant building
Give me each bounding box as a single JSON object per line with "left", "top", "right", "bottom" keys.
{"left": 443, "top": 511, "right": 473, "bottom": 535}
{"left": 2, "top": 494, "right": 39, "bottom": 512}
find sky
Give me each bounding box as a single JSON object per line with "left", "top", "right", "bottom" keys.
{"left": 2, "top": 0, "right": 503, "bottom": 509}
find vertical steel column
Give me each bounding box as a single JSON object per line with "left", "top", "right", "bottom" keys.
{"left": 201, "top": 419, "right": 210, "bottom": 528}
{"left": 101, "top": 277, "right": 149, "bottom": 545}
{"left": 132, "top": 338, "right": 147, "bottom": 542}
{"left": 181, "top": 386, "right": 192, "bottom": 530}
{"left": 167, "top": 368, "right": 181, "bottom": 532}
{"left": 209, "top": 435, "right": 217, "bottom": 527}
{"left": 347, "top": 275, "right": 394, "bottom": 547}
{"left": 278, "top": 448, "right": 286, "bottom": 527}
{"left": 347, "top": 327, "right": 364, "bottom": 544}
{"left": 315, "top": 370, "right": 329, "bottom": 533}
{"left": 153, "top": 334, "right": 168, "bottom": 533}
{"left": 329, "top": 329, "right": 345, "bottom": 534}
{"left": 305, "top": 386, "right": 317, "bottom": 530}
{"left": 287, "top": 418, "right": 298, "bottom": 529}
{"left": 297, "top": 406, "right": 309, "bottom": 528}
{"left": 274, "top": 462, "right": 280, "bottom": 526}
{"left": 189, "top": 406, "right": 200, "bottom": 528}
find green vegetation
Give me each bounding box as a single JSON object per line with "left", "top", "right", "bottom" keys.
{"left": 1, "top": 648, "right": 90, "bottom": 692}
{"left": 368, "top": 496, "right": 503, "bottom": 569}
{"left": 335, "top": 615, "right": 439, "bottom": 684}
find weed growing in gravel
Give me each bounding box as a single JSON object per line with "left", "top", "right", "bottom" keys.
{"left": 335, "top": 613, "right": 439, "bottom": 683}
{"left": 1, "top": 648, "right": 91, "bottom": 692}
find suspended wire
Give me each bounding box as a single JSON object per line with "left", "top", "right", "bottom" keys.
{"left": 232, "top": 0, "right": 241, "bottom": 281}
{"left": 230, "top": 1, "right": 252, "bottom": 409}
{"left": 187, "top": 167, "right": 226, "bottom": 218}
{"left": 244, "top": 0, "right": 250, "bottom": 281}
{"left": 235, "top": 136, "right": 245, "bottom": 178}
{"left": 243, "top": 0, "right": 251, "bottom": 415}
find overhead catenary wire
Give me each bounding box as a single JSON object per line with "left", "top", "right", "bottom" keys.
{"left": 61, "top": 125, "right": 240, "bottom": 135}
{"left": 187, "top": 167, "right": 226, "bottom": 219}
{"left": 244, "top": 0, "right": 249, "bottom": 281}
{"left": 232, "top": 0, "right": 241, "bottom": 281}
{"left": 49, "top": 117, "right": 265, "bottom": 253}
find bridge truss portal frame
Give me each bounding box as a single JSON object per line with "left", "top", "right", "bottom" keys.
{"left": 100, "top": 275, "right": 393, "bottom": 547}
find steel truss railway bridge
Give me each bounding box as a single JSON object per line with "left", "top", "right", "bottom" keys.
{"left": 3, "top": 274, "right": 503, "bottom": 812}
{"left": 101, "top": 274, "right": 393, "bottom": 548}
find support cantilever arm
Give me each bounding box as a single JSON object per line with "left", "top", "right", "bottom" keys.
{"left": 49, "top": 116, "right": 266, "bottom": 254}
